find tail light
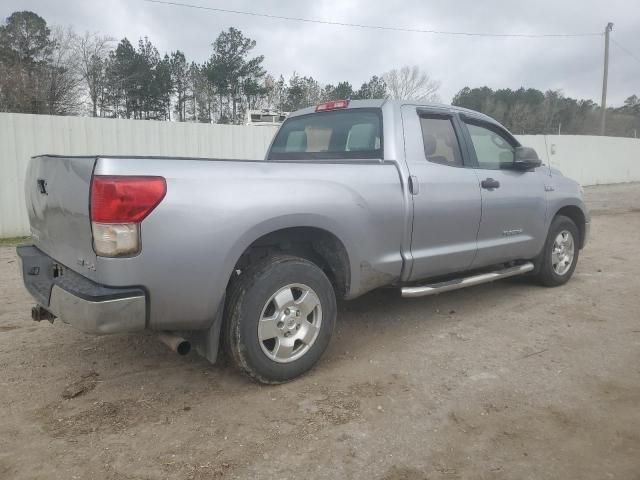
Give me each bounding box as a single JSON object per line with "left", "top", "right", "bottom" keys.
{"left": 90, "top": 176, "right": 166, "bottom": 257}
{"left": 316, "top": 99, "right": 349, "bottom": 112}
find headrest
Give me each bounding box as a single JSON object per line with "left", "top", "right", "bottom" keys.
{"left": 286, "top": 130, "right": 307, "bottom": 152}
{"left": 347, "top": 124, "right": 376, "bottom": 151}
{"left": 423, "top": 133, "right": 437, "bottom": 156}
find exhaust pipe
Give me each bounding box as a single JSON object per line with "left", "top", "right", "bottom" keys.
{"left": 157, "top": 332, "right": 191, "bottom": 356}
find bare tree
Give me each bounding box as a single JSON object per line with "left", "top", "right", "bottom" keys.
{"left": 73, "top": 31, "right": 114, "bottom": 116}
{"left": 44, "top": 26, "right": 84, "bottom": 115}
{"left": 383, "top": 65, "right": 440, "bottom": 102}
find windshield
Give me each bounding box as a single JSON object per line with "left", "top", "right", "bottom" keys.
{"left": 268, "top": 109, "right": 383, "bottom": 160}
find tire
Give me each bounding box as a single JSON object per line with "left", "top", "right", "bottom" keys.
{"left": 223, "top": 254, "right": 336, "bottom": 384}
{"left": 533, "top": 215, "right": 580, "bottom": 287}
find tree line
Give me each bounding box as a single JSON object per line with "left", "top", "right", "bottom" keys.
{"left": 0, "top": 11, "right": 438, "bottom": 124}
{"left": 452, "top": 87, "right": 640, "bottom": 138}
{"left": 1, "top": 10, "right": 638, "bottom": 136}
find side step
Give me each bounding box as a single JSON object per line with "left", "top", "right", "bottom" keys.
{"left": 401, "top": 262, "right": 534, "bottom": 298}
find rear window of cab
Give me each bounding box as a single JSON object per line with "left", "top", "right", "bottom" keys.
{"left": 268, "top": 109, "right": 383, "bottom": 160}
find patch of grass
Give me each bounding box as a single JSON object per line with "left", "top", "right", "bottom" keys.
{"left": 0, "top": 236, "right": 30, "bottom": 247}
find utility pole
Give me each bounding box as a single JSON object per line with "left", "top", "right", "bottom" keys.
{"left": 600, "top": 22, "right": 614, "bottom": 136}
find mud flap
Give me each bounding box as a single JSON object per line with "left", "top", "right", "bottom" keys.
{"left": 193, "top": 295, "right": 225, "bottom": 364}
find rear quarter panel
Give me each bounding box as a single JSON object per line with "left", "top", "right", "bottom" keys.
{"left": 93, "top": 157, "right": 406, "bottom": 331}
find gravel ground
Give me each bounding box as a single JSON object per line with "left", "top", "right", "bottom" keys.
{"left": 0, "top": 183, "right": 639, "bottom": 480}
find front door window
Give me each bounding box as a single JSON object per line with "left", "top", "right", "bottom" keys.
{"left": 465, "top": 123, "right": 515, "bottom": 170}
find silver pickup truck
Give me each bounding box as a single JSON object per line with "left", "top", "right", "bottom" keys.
{"left": 17, "top": 99, "right": 589, "bottom": 383}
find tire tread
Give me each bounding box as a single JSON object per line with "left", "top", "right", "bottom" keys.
{"left": 533, "top": 215, "right": 580, "bottom": 287}
{"left": 222, "top": 254, "right": 334, "bottom": 384}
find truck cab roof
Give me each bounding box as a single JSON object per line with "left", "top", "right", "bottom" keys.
{"left": 288, "top": 99, "right": 501, "bottom": 127}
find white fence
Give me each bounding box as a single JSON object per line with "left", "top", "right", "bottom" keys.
{"left": 0, "top": 113, "right": 278, "bottom": 237}
{"left": 518, "top": 134, "right": 640, "bottom": 186}
{"left": 1, "top": 112, "right": 639, "bottom": 237}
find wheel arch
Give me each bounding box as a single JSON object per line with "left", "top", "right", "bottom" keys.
{"left": 227, "top": 220, "right": 352, "bottom": 300}
{"left": 196, "top": 219, "right": 352, "bottom": 365}
{"left": 553, "top": 205, "right": 587, "bottom": 249}
{"left": 225, "top": 214, "right": 358, "bottom": 297}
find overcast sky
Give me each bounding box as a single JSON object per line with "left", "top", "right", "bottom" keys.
{"left": 3, "top": 0, "right": 639, "bottom": 105}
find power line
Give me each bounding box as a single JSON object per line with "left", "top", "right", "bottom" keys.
{"left": 611, "top": 38, "right": 640, "bottom": 66}
{"left": 143, "top": 0, "right": 603, "bottom": 38}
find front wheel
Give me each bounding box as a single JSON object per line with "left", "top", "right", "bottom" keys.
{"left": 532, "top": 215, "right": 580, "bottom": 287}
{"left": 223, "top": 255, "right": 336, "bottom": 384}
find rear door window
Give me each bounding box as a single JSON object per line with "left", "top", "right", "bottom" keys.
{"left": 268, "top": 109, "right": 382, "bottom": 160}
{"left": 419, "top": 116, "right": 463, "bottom": 167}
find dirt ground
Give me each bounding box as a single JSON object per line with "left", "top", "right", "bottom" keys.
{"left": 1, "top": 183, "right": 639, "bottom": 480}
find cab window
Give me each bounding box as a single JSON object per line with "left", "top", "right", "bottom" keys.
{"left": 419, "top": 116, "right": 463, "bottom": 167}
{"left": 465, "top": 122, "right": 516, "bottom": 170}
{"left": 269, "top": 109, "right": 382, "bottom": 160}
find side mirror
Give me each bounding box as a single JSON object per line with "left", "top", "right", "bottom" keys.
{"left": 512, "top": 146, "right": 542, "bottom": 171}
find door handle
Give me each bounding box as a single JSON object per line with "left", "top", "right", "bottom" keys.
{"left": 481, "top": 178, "right": 500, "bottom": 189}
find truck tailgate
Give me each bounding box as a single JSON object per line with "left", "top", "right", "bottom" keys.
{"left": 25, "top": 155, "right": 98, "bottom": 280}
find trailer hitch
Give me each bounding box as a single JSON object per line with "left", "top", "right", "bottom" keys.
{"left": 31, "top": 305, "right": 56, "bottom": 323}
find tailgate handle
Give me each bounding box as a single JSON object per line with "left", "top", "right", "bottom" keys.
{"left": 37, "top": 179, "right": 48, "bottom": 195}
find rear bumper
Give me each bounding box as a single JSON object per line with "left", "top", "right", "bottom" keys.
{"left": 17, "top": 245, "right": 146, "bottom": 334}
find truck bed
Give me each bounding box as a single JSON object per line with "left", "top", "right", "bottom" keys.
{"left": 25, "top": 154, "right": 407, "bottom": 331}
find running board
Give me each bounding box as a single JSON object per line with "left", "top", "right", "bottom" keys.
{"left": 401, "top": 262, "right": 535, "bottom": 298}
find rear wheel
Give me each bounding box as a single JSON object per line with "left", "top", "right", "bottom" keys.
{"left": 533, "top": 215, "right": 580, "bottom": 287}
{"left": 223, "top": 255, "right": 336, "bottom": 384}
